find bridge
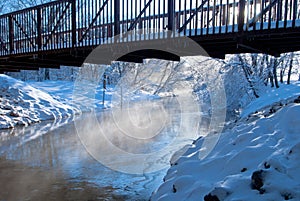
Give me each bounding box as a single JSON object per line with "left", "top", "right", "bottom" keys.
{"left": 0, "top": 0, "right": 300, "bottom": 73}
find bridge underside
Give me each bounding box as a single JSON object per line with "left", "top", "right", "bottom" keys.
{"left": 1, "top": 28, "right": 300, "bottom": 73}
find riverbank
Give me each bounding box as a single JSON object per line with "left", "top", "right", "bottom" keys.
{"left": 151, "top": 82, "right": 300, "bottom": 201}
{"left": 0, "top": 75, "right": 113, "bottom": 129}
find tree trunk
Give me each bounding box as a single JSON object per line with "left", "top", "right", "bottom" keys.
{"left": 273, "top": 58, "right": 279, "bottom": 88}
{"left": 269, "top": 72, "right": 274, "bottom": 87}
{"left": 280, "top": 70, "right": 284, "bottom": 83}
{"left": 45, "top": 68, "right": 50, "bottom": 80}
{"left": 238, "top": 55, "right": 259, "bottom": 98}
{"left": 287, "top": 52, "right": 294, "bottom": 85}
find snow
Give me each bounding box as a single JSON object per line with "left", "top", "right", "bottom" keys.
{"left": 151, "top": 84, "right": 300, "bottom": 201}
{"left": 29, "top": 80, "right": 114, "bottom": 110}
{"left": 0, "top": 75, "right": 79, "bottom": 129}
{"left": 0, "top": 73, "right": 162, "bottom": 129}
{"left": 241, "top": 81, "right": 300, "bottom": 118}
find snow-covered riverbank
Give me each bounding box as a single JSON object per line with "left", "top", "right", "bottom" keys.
{"left": 151, "top": 82, "right": 300, "bottom": 201}
{"left": 0, "top": 75, "right": 114, "bottom": 129}
{"left": 0, "top": 75, "right": 79, "bottom": 129}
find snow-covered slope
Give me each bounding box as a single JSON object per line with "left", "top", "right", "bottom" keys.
{"left": 152, "top": 92, "right": 300, "bottom": 200}
{"left": 241, "top": 82, "right": 300, "bottom": 118}
{"left": 0, "top": 75, "right": 78, "bottom": 129}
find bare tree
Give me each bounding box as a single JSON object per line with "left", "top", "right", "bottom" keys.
{"left": 287, "top": 52, "right": 294, "bottom": 85}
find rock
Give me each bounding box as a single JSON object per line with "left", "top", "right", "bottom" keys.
{"left": 251, "top": 170, "right": 266, "bottom": 193}
{"left": 241, "top": 167, "right": 247, "bottom": 172}
{"left": 9, "top": 110, "right": 20, "bottom": 117}
{"left": 172, "top": 184, "right": 177, "bottom": 193}
{"left": 204, "top": 187, "right": 229, "bottom": 201}
{"left": 264, "top": 162, "right": 271, "bottom": 169}
{"left": 204, "top": 193, "right": 220, "bottom": 201}
{"left": 294, "top": 96, "right": 300, "bottom": 103}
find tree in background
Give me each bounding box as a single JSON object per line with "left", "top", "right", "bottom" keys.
{"left": 0, "top": 0, "right": 54, "bottom": 14}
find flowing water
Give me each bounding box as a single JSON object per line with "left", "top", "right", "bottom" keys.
{"left": 0, "top": 98, "right": 209, "bottom": 201}
{"left": 0, "top": 119, "right": 166, "bottom": 200}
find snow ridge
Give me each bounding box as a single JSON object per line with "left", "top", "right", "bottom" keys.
{"left": 152, "top": 99, "right": 300, "bottom": 201}
{"left": 0, "top": 75, "right": 78, "bottom": 129}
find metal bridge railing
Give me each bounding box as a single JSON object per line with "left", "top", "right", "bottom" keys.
{"left": 0, "top": 0, "right": 299, "bottom": 57}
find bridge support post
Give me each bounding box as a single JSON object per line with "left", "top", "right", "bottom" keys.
{"left": 8, "top": 15, "right": 14, "bottom": 53}
{"left": 167, "top": 0, "right": 175, "bottom": 31}
{"left": 114, "top": 0, "right": 120, "bottom": 36}
{"left": 238, "top": 0, "right": 246, "bottom": 33}
{"left": 71, "top": 0, "right": 77, "bottom": 48}
{"left": 37, "top": 8, "right": 42, "bottom": 51}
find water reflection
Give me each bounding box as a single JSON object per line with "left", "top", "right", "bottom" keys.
{"left": 0, "top": 98, "right": 210, "bottom": 200}
{"left": 0, "top": 114, "right": 165, "bottom": 200}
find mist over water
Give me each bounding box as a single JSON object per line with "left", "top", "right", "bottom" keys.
{"left": 0, "top": 116, "right": 167, "bottom": 200}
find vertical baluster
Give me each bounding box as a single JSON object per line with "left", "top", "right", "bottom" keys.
{"left": 46, "top": 6, "right": 48, "bottom": 50}
{"left": 56, "top": 4, "right": 59, "bottom": 50}
{"left": 276, "top": 0, "right": 280, "bottom": 28}
{"left": 19, "top": 13, "right": 22, "bottom": 53}
{"left": 46, "top": 6, "right": 49, "bottom": 50}
{"left": 57, "top": 3, "right": 60, "bottom": 49}
{"left": 195, "top": 0, "right": 199, "bottom": 35}
{"left": 102, "top": 0, "right": 104, "bottom": 43}
{"left": 81, "top": 0, "right": 84, "bottom": 46}
{"left": 212, "top": 0, "right": 216, "bottom": 34}
{"left": 260, "top": 0, "right": 264, "bottom": 30}
{"left": 219, "top": 0, "right": 222, "bottom": 34}
{"left": 23, "top": 12, "right": 26, "bottom": 53}
{"left": 246, "top": 0, "right": 250, "bottom": 31}
{"left": 284, "top": 0, "right": 288, "bottom": 28}
{"left": 122, "top": 0, "right": 125, "bottom": 34}
{"left": 206, "top": 0, "right": 210, "bottom": 34}
{"left": 67, "top": 2, "right": 70, "bottom": 48}
{"left": 144, "top": 0, "right": 146, "bottom": 31}
{"left": 189, "top": 0, "right": 192, "bottom": 36}
{"left": 17, "top": 14, "right": 20, "bottom": 53}
{"left": 37, "top": 8, "right": 42, "bottom": 51}
{"left": 225, "top": 0, "right": 228, "bottom": 33}
{"left": 127, "top": 0, "right": 129, "bottom": 31}
{"left": 27, "top": 11, "right": 29, "bottom": 52}
{"left": 42, "top": 7, "right": 45, "bottom": 50}
{"left": 238, "top": 0, "right": 245, "bottom": 32}
{"left": 268, "top": 0, "right": 272, "bottom": 30}
{"left": 253, "top": 0, "right": 256, "bottom": 30}
{"left": 153, "top": 0, "right": 156, "bottom": 31}
{"left": 178, "top": 0, "right": 181, "bottom": 33}
{"left": 163, "top": 0, "right": 166, "bottom": 32}
{"left": 109, "top": 1, "right": 111, "bottom": 40}
{"left": 148, "top": 0, "right": 151, "bottom": 31}
{"left": 201, "top": 0, "right": 204, "bottom": 35}
{"left": 58, "top": 3, "right": 60, "bottom": 49}
{"left": 289, "top": 0, "right": 293, "bottom": 20}
{"left": 21, "top": 13, "right": 23, "bottom": 53}
{"left": 158, "top": 0, "right": 161, "bottom": 32}
{"left": 114, "top": 0, "right": 120, "bottom": 36}
{"left": 231, "top": 0, "right": 235, "bottom": 32}
{"left": 292, "top": 0, "right": 297, "bottom": 27}
{"left": 62, "top": 4, "right": 65, "bottom": 48}
{"left": 139, "top": 0, "right": 142, "bottom": 40}
{"left": 59, "top": 3, "right": 62, "bottom": 50}
{"left": 184, "top": 0, "right": 187, "bottom": 35}
{"left": 90, "top": 0, "right": 93, "bottom": 45}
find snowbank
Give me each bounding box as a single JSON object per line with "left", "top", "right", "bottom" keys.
{"left": 241, "top": 82, "right": 300, "bottom": 118}
{"left": 152, "top": 100, "right": 300, "bottom": 200}
{"left": 0, "top": 75, "right": 78, "bottom": 129}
